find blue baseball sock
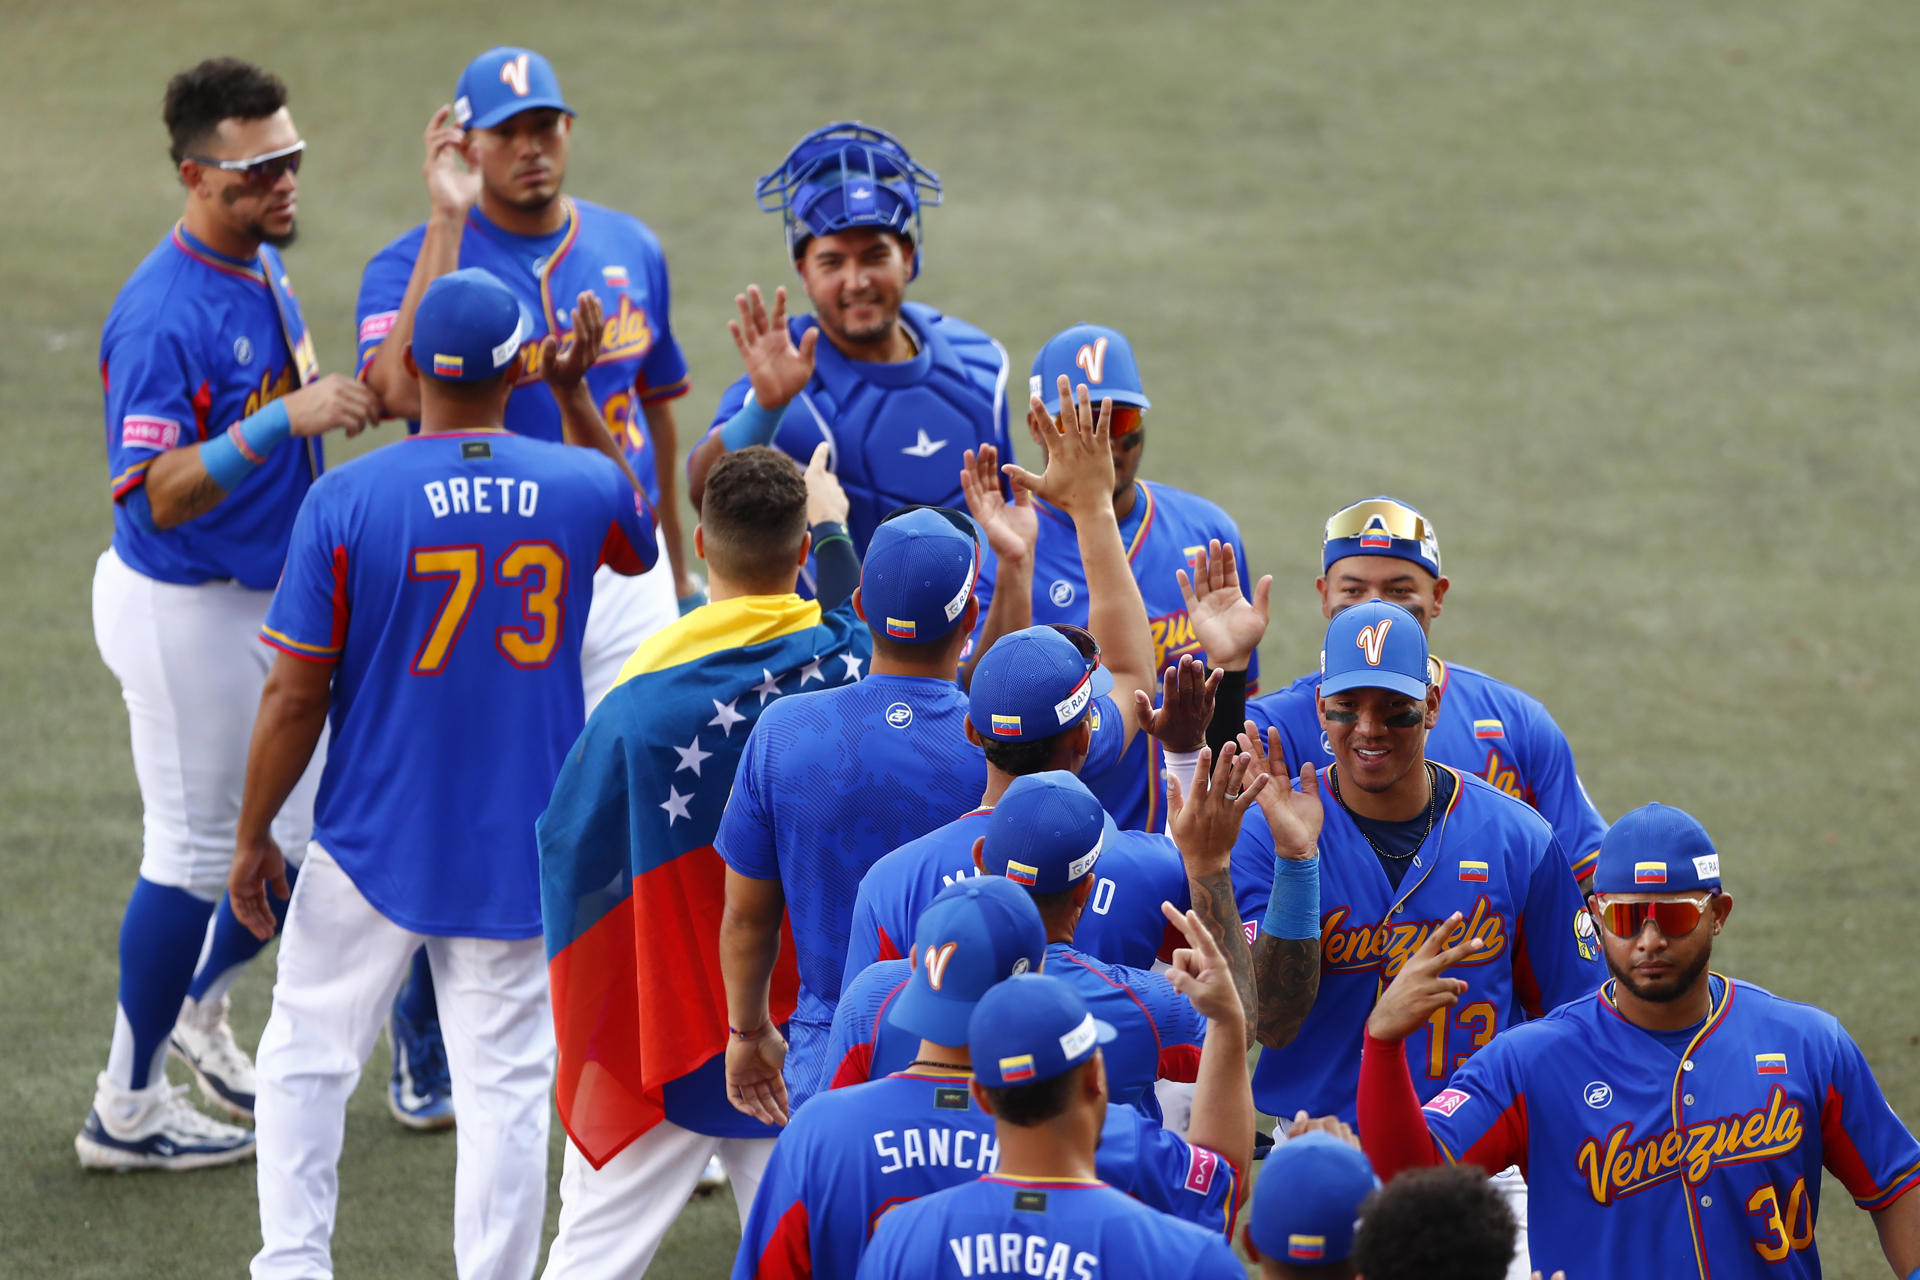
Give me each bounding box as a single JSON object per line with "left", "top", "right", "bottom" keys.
{"left": 393, "top": 947, "right": 438, "bottom": 1027}
{"left": 186, "top": 863, "right": 299, "bottom": 1008}
{"left": 109, "top": 878, "right": 216, "bottom": 1091}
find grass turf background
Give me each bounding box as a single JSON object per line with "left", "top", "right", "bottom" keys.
{"left": 3, "top": 1, "right": 1917, "bottom": 1274}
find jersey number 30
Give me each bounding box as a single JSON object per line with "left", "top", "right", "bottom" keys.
{"left": 409, "top": 542, "right": 568, "bottom": 674}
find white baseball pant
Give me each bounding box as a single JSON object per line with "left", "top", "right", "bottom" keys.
{"left": 92, "top": 546, "right": 325, "bottom": 899}
{"left": 541, "top": 1124, "right": 772, "bottom": 1279}
{"left": 251, "top": 846, "right": 554, "bottom": 1280}
{"left": 579, "top": 531, "right": 677, "bottom": 709}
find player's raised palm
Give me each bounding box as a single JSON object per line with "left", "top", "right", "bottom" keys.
{"left": 1003, "top": 376, "right": 1117, "bottom": 518}
{"left": 1179, "top": 540, "right": 1272, "bottom": 672}
{"left": 1133, "top": 653, "right": 1222, "bottom": 753}
{"left": 959, "top": 443, "right": 1036, "bottom": 564}
{"left": 1367, "top": 911, "right": 1487, "bottom": 1044}
{"left": 423, "top": 105, "right": 481, "bottom": 219}
{"left": 729, "top": 285, "right": 817, "bottom": 412}
{"left": 803, "top": 442, "right": 849, "bottom": 526}
{"left": 540, "top": 291, "right": 604, "bottom": 389}
{"left": 1237, "top": 722, "right": 1323, "bottom": 861}
{"left": 1166, "top": 744, "right": 1266, "bottom": 879}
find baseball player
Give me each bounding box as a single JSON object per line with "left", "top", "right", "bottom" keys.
{"left": 1359, "top": 802, "right": 1920, "bottom": 1278}
{"left": 358, "top": 46, "right": 698, "bottom": 704}
{"left": 231, "top": 269, "right": 656, "bottom": 1279}
{"left": 1233, "top": 600, "right": 1601, "bottom": 1277}
{"left": 687, "top": 121, "right": 1013, "bottom": 566}
{"left": 1347, "top": 1167, "right": 1532, "bottom": 1280}
{"left": 964, "top": 325, "right": 1267, "bottom": 833}
{"left": 738, "top": 876, "right": 1256, "bottom": 1278}
{"left": 716, "top": 503, "right": 991, "bottom": 1121}
{"left": 78, "top": 57, "right": 382, "bottom": 1171}
{"left": 853, "top": 972, "right": 1246, "bottom": 1279}
{"left": 1245, "top": 497, "right": 1607, "bottom": 882}
{"left": 1244, "top": 1130, "right": 1378, "bottom": 1277}
{"left": 536, "top": 445, "right": 863, "bottom": 1279}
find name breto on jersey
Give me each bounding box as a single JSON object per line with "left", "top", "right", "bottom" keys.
{"left": 423, "top": 476, "right": 541, "bottom": 519}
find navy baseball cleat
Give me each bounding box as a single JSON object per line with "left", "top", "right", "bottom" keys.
{"left": 387, "top": 1007, "right": 455, "bottom": 1131}
{"left": 169, "top": 993, "right": 256, "bottom": 1119}
{"left": 76, "top": 1073, "right": 255, "bottom": 1172}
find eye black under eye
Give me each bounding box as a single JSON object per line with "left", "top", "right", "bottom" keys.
{"left": 1384, "top": 708, "right": 1424, "bottom": 728}
{"left": 1324, "top": 709, "right": 1358, "bottom": 724}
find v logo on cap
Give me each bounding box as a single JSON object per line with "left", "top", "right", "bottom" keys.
{"left": 1355, "top": 618, "right": 1394, "bottom": 667}
{"left": 923, "top": 942, "right": 958, "bottom": 991}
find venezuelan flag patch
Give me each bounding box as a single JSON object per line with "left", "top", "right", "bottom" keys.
{"left": 1288, "top": 1235, "right": 1327, "bottom": 1262}
{"left": 1634, "top": 861, "right": 1667, "bottom": 885}
{"left": 998, "top": 1054, "right": 1036, "bottom": 1083}
{"left": 1473, "top": 718, "right": 1505, "bottom": 739}
{"left": 1756, "top": 1053, "right": 1788, "bottom": 1075}
{"left": 991, "top": 713, "right": 1022, "bottom": 737}
{"left": 1459, "top": 861, "right": 1489, "bottom": 882}
{"left": 1006, "top": 860, "right": 1040, "bottom": 887}
{"left": 432, "top": 353, "right": 463, "bottom": 377}
{"left": 885, "top": 617, "right": 916, "bottom": 639}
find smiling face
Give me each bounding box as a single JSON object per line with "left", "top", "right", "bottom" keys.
{"left": 796, "top": 228, "right": 913, "bottom": 348}
{"left": 1319, "top": 556, "right": 1449, "bottom": 633}
{"left": 465, "top": 107, "right": 570, "bottom": 211}
{"left": 1318, "top": 683, "right": 1440, "bottom": 798}
{"left": 181, "top": 108, "right": 302, "bottom": 248}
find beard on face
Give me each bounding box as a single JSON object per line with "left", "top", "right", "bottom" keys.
{"left": 1605, "top": 940, "right": 1711, "bottom": 1004}
{"left": 255, "top": 219, "right": 297, "bottom": 249}
{"left": 828, "top": 301, "right": 896, "bottom": 347}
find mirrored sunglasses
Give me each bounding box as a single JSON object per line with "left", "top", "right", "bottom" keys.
{"left": 1592, "top": 893, "right": 1715, "bottom": 939}
{"left": 188, "top": 140, "right": 305, "bottom": 188}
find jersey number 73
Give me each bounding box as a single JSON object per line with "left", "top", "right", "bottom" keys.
{"left": 408, "top": 541, "right": 569, "bottom": 674}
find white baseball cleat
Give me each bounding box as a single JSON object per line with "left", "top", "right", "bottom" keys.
{"left": 696, "top": 1154, "right": 728, "bottom": 1194}
{"left": 75, "top": 1073, "right": 255, "bottom": 1172}
{"left": 169, "top": 994, "right": 256, "bottom": 1119}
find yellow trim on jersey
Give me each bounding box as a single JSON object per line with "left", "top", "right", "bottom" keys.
{"left": 615, "top": 593, "right": 823, "bottom": 686}
{"left": 260, "top": 626, "right": 340, "bottom": 656}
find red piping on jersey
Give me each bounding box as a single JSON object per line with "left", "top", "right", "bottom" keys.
{"left": 1051, "top": 948, "right": 1174, "bottom": 1082}
{"left": 887, "top": 1069, "right": 973, "bottom": 1083}
{"left": 535, "top": 199, "right": 582, "bottom": 339}
{"left": 1123, "top": 482, "right": 1156, "bottom": 562}
{"left": 637, "top": 374, "right": 691, "bottom": 404}
{"left": 168, "top": 222, "right": 268, "bottom": 286}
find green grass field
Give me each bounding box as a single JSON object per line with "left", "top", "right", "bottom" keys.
{"left": 5, "top": 0, "right": 1919, "bottom": 1274}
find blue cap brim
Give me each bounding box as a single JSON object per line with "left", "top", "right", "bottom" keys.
{"left": 887, "top": 981, "right": 975, "bottom": 1046}
{"left": 1088, "top": 665, "right": 1115, "bottom": 701}
{"left": 1319, "top": 669, "right": 1428, "bottom": 701}
{"left": 467, "top": 98, "right": 574, "bottom": 131}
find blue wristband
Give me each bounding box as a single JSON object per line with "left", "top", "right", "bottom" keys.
{"left": 200, "top": 399, "right": 291, "bottom": 492}
{"left": 1260, "top": 853, "right": 1320, "bottom": 940}
{"left": 718, "top": 397, "right": 782, "bottom": 451}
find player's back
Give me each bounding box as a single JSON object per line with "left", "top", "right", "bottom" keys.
{"left": 855, "top": 1176, "right": 1242, "bottom": 1279}
{"left": 717, "top": 671, "right": 986, "bottom": 1017}
{"left": 268, "top": 429, "right": 652, "bottom": 937}
{"left": 1042, "top": 943, "right": 1203, "bottom": 1118}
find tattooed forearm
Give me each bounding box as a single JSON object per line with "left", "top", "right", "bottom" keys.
{"left": 1252, "top": 932, "right": 1320, "bottom": 1049}
{"left": 145, "top": 449, "right": 232, "bottom": 530}
{"left": 1187, "top": 869, "right": 1255, "bottom": 1038}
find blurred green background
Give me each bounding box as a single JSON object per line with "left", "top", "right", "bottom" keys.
{"left": 4, "top": 1, "right": 1917, "bottom": 1274}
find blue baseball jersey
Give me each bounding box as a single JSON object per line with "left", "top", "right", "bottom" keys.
{"left": 855, "top": 1175, "right": 1244, "bottom": 1280}
{"left": 262, "top": 429, "right": 655, "bottom": 937}
{"left": 101, "top": 224, "right": 323, "bottom": 589}
{"left": 1247, "top": 656, "right": 1608, "bottom": 880}
{"left": 705, "top": 302, "right": 1013, "bottom": 553}
{"left": 965, "top": 482, "right": 1258, "bottom": 832}
{"left": 1233, "top": 766, "right": 1602, "bottom": 1123}
{"left": 357, "top": 198, "right": 688, "bottom": 506}
{"left": 843, "top": 803, "right": 1189, "bottom": 980}
{"left": 736, "top": 1070, "right": 1243, "bottom": 1277}
{"left": 1421, "top": 977, "right": 1920, "bottom": 1279}
{"left": 827, "top": 959, "right": 916, "bottom": 1090}
{"left": 716, "top": 672, "right": 987, "bottom": 1103}
{"left": 1046, "top": 942, "right": 1205, "bottom": 1120}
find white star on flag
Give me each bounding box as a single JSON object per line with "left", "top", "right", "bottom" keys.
{"left": 840, "top": 653, "right": 865, "bottom": 680}
{"left": 660, "top": 786, "right": 693, "bottom": 825}
{"left": 673, "top": 736, "right": 711, "bottom": 777}
{"left": 709, "top": 698, "right": 746, "bottom": 735}
{"left": 798, "top": 656, "right": 826, "bottom": 686}
{"left": 753, "top": 668, "right": 782, "bottom": 704}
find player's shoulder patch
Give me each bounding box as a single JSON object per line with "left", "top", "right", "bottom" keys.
{"left": 1425, "top": 1087, "right": 1472, "bottom": 1117}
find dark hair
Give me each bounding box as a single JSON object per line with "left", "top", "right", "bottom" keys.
{"left": 980, "top": 732, "right": 1069, "bottom": 777}
{"left": 164, "top": 58, "right": 288, "bottom": 166}
{"left": 1348, "top": 1167, "right": 1515, "bottom": 1280}
{"left": 701, "top": 446, "right": 809, "bottom": 587}
{"left": 981, "top": 1062, "right": 1081, "bottom": 1127}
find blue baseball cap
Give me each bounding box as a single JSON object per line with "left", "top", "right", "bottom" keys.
{"left": 1591, "top": 803, "right": 1722, "bottom": 895}
{"left": 1322, "top": 496, "right": 1443, "bottom": 580}
{"left": 1029, "top": 324, "right": 1151, "bottom": 415}
{"left": 1247, "top": 1133, "right": 1380, "bottom": 1265}
{"left": 888, "top": 877, "right": 1047, "bottom": 1046}
{"left": 968, "top": 626, "right": 1115, "bottom": 743}
{"left": 454, "top": 47, "right": 573, "bottom": 132}
{"left": 1319, "top": 600, "right": 1429, "bottom": 702}
{"left": 969, "top": 973, "right": 1116, "bottom": 1089}
{"left": 859, "top": 507, "right": 980, "bottom": 645}
{"left": 981, "top": 772, "right": 1106, "bottom": 894}
{"left": 413, "top": 269, "right": 533, "bottom": 383}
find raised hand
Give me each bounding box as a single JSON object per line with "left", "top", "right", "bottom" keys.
{"left": 540, "top": 291, "right": 604, "bottom": 390}
{"left": 283, "top": 374, "right": 381, "bottom": 438}
{"left": 1237, "top": 722, "right": 1323, "bottom": 861}
{"left": 1133, "top": 653, "right": 1223, "bottom": 753}
{"left": 423, "top": 105, "right": 481, "bottom": 219}
{"left": 959, "top": 443, "right": 1037, "bottom": 565}
{"left": 1166, "top": 743, "right": 1267, "bottom": 878}
{"left": 725, "top": 1025, "right": 791, "bottom": 1127}
{"left": 1159, "top": 901, "right": 1241, "bottom": 1025}
{"left": 728, "top": 285, "right": 817, "bottom": 413}
{"left": 803, "top": 441, "right": 849, "bottom": 526}
{"left": 1002, "top": 375, "right": 1116, "bottom": 518}
{"left": 1178, "top": 539, "right": 1272, "bottom": 671}
{"left": 1366, "top": 911, "right": 1488, "bottom": 1044}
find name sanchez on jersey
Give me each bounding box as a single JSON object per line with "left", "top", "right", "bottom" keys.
{"left": 873, "top": 1123, "right": 1000, "bottom": 1176}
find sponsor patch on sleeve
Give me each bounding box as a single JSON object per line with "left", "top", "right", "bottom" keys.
{"left": 358, "top": 310, "right": 398, "bottom": 344}
{"left": 1424, "top": 1087, "right": 1471, "bottom": 1117}
{"left": 1184, "top": 1144, "right": 1219, "bottom": 1194}
{"left": 121, "top": 415, "right": 181, "bottom": 451}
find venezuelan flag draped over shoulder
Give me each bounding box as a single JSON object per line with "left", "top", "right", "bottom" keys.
{"left": 538, "top": 593, "right": 865, "bottom": 1169}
